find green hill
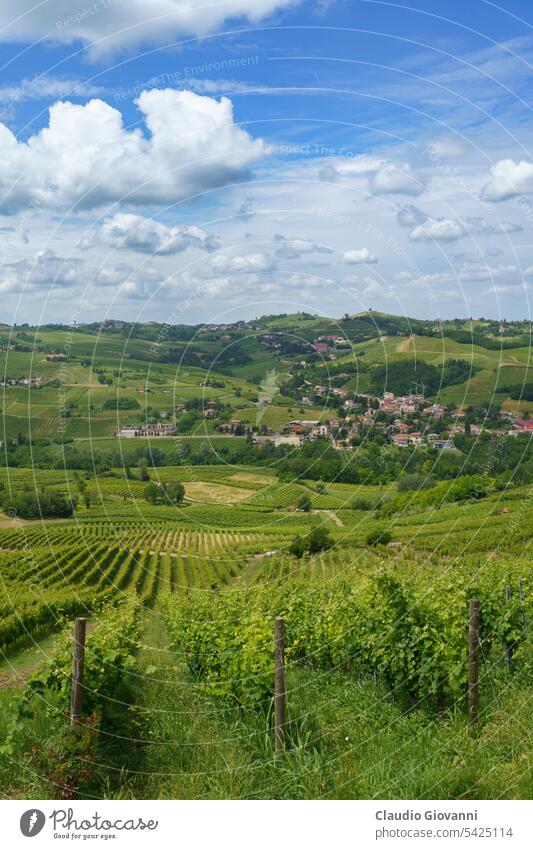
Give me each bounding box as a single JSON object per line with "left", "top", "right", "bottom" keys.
{"left": 1, "top": 313, "right": 532, "bottom": 441}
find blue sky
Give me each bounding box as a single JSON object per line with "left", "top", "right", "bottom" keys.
{"left": 0, "top": 0, "right": 533, "bottom": 324}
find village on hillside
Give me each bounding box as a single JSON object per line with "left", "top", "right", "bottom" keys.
{"left": 116, "top": 386, "right": 533, "bottom": 450}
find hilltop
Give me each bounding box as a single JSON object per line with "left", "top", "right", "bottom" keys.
{"left": 0, "top": 312, "right": 532, "bottom": 444}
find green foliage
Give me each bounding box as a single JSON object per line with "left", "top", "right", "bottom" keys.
{"left": 366, "top": 528, "right": 392, "bottom": 547}
{"left": 102, "top": 397, "right": 140, "bottom": 410}
{"left": 308, "top": 526, "right": 334, "bottom": 553}
{"left": 163, "top": 560, "right": 529, "bottom": 711}
{"left": 288, "top": 525, "right": 334, "bottom": 557}
{"left": 288, "top": 537, "right": 307, "bottom": 558}
{"left": 498, "top": 382, "right": 533, "bottom": 401}
{"left": 369, "top": 358, "right": 474, "bottom": 396}
{"left": 145, "top": 480, "right": 185, "bottom": 505}
{"left": 298, "top": 494, "right": 311, "bottom": 512}
{"left": 163, "top": 480, "right": 185, "bottom": 504}
{"left": 397, "top": 473, "right": 435, "bottom": 492}
{"left": 1, "top": 597, "right": 141, "bottom": 760}
{"left": 379, "top": 474, "right": 497, "bottom": 516}
{"left": 349, "top": 495, "right": 374, "bottom": 510}
{"left": 162, "top": 592, "right": 273, "bottom": 707}
{"left": 0, "top": 589, "right": 99, "bottom": 653}
{"left": 144, "top": 482, "right": 160, "bottom": 503}
{"left": 1, "top": 487, "right": 77, "bottom": 519}
{"left": 138, "top": 460, "right": 150, "bottom": 481}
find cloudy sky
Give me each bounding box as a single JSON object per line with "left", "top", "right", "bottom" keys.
{"left": 0, "top": 0, "right": 533, "bottom": 325}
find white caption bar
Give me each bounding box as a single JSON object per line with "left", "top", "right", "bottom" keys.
{"left": 2, "top": 799, "right": 531, "bottom": 848}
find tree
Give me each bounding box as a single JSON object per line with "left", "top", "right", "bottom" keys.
{"left": 162, "top": 481, "right": 185, "bottom": 505}
{"left": 138, "top": 460, "right": 150, "bottom": 481}
{"left": 308, "top": 526, "right": 333, "bottom": 554}
{"left": 75, "top": 474, "right": 87, "bottom": 495}
{"left": 103, "top": 397, "right": 140, "bottom": 410}
{"left": 144, "top": 483, "right": 160, "bottom": 504}
{"left": 366, "top": 528, "right": 392, "bottom": 547}
{"left": 349, "top": 495, "right": 373, "bottom": 510}
{"left": 397, "top": 473, "right": 435, "bottom": 492}
{"left": 289, "top": 537, "right": 307, "bottom": 558}
{"left": 1, "top": 488, "right": 77, "bottom": 519}
{"left": 298, "top": 494, "right": 311, "bottom": 512}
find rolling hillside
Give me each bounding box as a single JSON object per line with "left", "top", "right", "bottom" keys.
{"left": 1, "top": 313, "right": 532, "bottom": 442}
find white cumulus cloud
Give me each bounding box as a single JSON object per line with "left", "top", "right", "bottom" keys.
{"left": 319, "top": 157, "right": 425, "bottom": 196}
{"left": 194, "top": 252, "right": 276, "bottom": 278}
{"left": 482, "top": 159, "right": 533, "bottom": 201}
{"left": 342, "top": 248, "right": 378, "bottom": 264}
{"left": 369, "top": 162, "right": 425, "bottom": 196}
{"left": 273, "top": 233, "right": 333, "bottom": 258}
{"left": 0, "top": 89, "right": 264, "bottom": 212}
{"left": 81, "top": 213, "right": 220, "bottom": 254}
{"left": 409, "top": 215, "right": 522, "bottom": 242}
{"left": 0, "top": 249, "right": 82, "bottom": 294}
{"left": 409, "top": 218, "right": 465, "bottom": 242}
{"left": 425, "top": 138, "right": 465, "bottom": 159}
{"left": 0, "top": 0, "right": 299, "bottom": 56}
{"left": 92, "top": 262, "right": 167, "bottom": 299}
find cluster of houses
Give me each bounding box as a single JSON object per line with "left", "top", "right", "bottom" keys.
{"left": 252, "top": 391, "right": 533, "bottom": 452}
{"left": 311, "top": 335, "right": 352, "bottom": 354}
{"left": 114, "top": 385, "right": 533, "bottom": 447}
{"left": 117, "top": 423, "right": 177, "bottom": 438}
{"left": 510, "top": 418, "right": 533, "bottom": 435}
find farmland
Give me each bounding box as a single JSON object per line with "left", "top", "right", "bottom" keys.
{"left": 0, "top": 314, "right": 531, "bottom": 801}
{"left": 0, "top": 455, "right": 531, "bottom": 800}
{"left": 2, "top": 313, "right": 533, "bottom": 443}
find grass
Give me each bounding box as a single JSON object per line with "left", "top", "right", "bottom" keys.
{"left": 184, "top": 481, "right": 253, "bottom": 504}
{"left": 0, "top": 631, "right": 61, "bottom": 687}
{"left": 4, "top": 322, "right": 533, "bottom": 441}
{"left": 0, "top": 442, "right": 531, "bottom": 800}
{"left": 0, "top": 531, "right": 531, "bottom": 799}
{"left": 121, "top": 613, "right": 533, "bottom": 800}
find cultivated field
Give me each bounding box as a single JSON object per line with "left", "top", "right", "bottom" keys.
{"left": 0, "top": 466, "right": 531, "bottom": 800}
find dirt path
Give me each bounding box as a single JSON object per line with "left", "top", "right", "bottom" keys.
{"left": 313, "top": 509, "right": 344, "bottom": 527}
{"left": 0, "top": 635, "right": 57, "bottom": 689}
{"left": 0, "top": 621, "right": 95, "bottom": 689}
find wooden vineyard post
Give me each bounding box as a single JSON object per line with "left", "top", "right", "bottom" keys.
{"left": 468, "top": 599, "right": 480, "bottom": 726}
{"left": 519, "top": 578, "right": 527, "bottom": 632}
{"left": 274, "top": 617, "right": 286, "bottom": 753}
{"left": 70, "top": 617, "right": 86, "bottom": 725}
{"left": 505, "top": 585, "right": 512, "bottom": 672}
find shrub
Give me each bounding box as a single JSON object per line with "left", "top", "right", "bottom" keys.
{"left": 397, "top": 473, "right": 435, "bottom": 492}
{"left": 308, "top": 526, "right": 334, "bottom": 553}
{"left": 350, "top": 496, "right": 373, "bottom": 510}
{"left": 1, "top": 488, "right": 77, "bottom": 519}
{"left": 289, "top": 537, "right": 307, "bottom": 558}
{"left": 366, "top": 528, "right": 392, "bottom": 547}
{"left": 102, "top": 398, "right": 140, "bottom": 410}
{"left": 144, "top": 483, "right": 160, "bottom": 504}
{"left": 289, "top": 526, "right": 334, "bottom": 557}
{"left": 298, "top": 494, "right": 311, "bottom": 512}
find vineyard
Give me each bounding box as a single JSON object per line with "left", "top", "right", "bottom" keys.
{"left": 163, "top": 556, "right": 529, "bottom": 707}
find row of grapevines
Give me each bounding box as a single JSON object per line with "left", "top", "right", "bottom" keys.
{"left": 162, "top": 557, "right": 530, "bottom": 709}
{"left": 0, "top": 587, "right": 104, "bottom": 652}
{"left": 1, "top": 595, "right": 142, "bottom": 756}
